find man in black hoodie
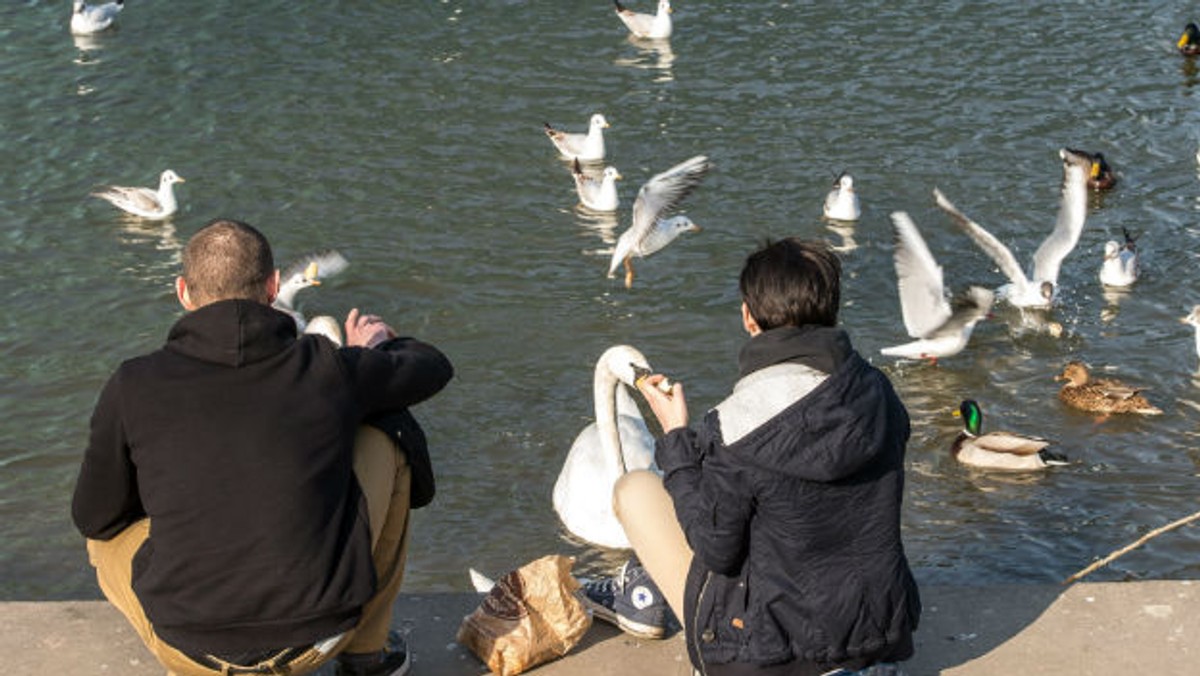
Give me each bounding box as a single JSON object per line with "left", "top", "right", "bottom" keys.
{"left": 583, "top": 238, "right": 920, "bottom": 675}
{"left": 73, "top": 219, "right": 453, "bottom": 676}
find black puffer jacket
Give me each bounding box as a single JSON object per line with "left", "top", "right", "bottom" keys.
{"left": 657, "top": 326, "right": 920, "bottom": 674}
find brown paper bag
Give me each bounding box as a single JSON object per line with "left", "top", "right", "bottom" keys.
{"left": 456, "top": 554, "right": 592, "bottom": 675}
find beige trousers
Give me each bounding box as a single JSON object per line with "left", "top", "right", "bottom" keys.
{"left": 86, "top": 426, "right": 412, "bottom": 676}
{"left": 612, "top": 469, "right": 694, "bottom": 625}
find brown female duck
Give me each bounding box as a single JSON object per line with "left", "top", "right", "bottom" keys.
{"left": 1055, "top": 361, "right": 1162, "bottom": 416}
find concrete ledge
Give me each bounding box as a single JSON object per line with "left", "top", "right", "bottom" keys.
{"left": 3, "top": 581, "right": 1196, "bottom": 675}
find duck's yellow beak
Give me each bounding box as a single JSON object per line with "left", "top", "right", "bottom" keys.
{"left": 1090, "top": 162, "right": 1101, "bottom": 179}
{"left": 1179, "top": 33, "right": 1190, "bottom": 49}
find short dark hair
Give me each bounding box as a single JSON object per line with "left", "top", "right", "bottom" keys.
{"left": 182, "top": 219, "right": 274, "bottom": 306}
{"left": 739, "top": 237, "right": 841, "bottom": 330}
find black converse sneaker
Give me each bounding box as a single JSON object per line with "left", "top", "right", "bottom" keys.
{"left": 334, "top": 632, "right": 411, "bottom": 676}
{"left": 579, "top": 556, "right": 668, "bottom": 639}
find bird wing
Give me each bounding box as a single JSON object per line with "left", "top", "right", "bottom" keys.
{"left": 544, "top": 123, "right": 584, "bottom": 157}
{"left": 615, "top": 7, "right": 656, "bottom": 36}
{"left": 1031, "top": 157, "right": 1089, "bottom": 285}
{"left": 933, "top": 187, "right": 1030, "bottom": 289}
{"left": 928, "top": 286, "right": 994, "bottom": 340}
{"left": 93, "top": 186, "right": 162, "bottom": 213}
{"left": 628, "top": 155, "right": 712, "bottom": 247}
{"left": 282, "top": 249, "right": 350, "bottom": 282}
{"left": 889, "top": 211, "right": 951, "bottom": 339}
{"left": 974, "top": 431, "right": 1052, "bottom": 456}
{"left": 572, "top": 159, "right": 601, "bottom": 203}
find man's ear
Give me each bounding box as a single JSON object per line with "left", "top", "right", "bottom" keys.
{"left": 741, "top": 302, "right": 762, "bottom": 336}
{"left": 176, "top": 276, "right": 197, "bottom": 311}
{"left": 266, "top": 269, "right": 280, "bottom": 304}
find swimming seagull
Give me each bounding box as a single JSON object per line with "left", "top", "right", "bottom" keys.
{"left": 91, "top": 170, "right": 185, "bottom": 220}
{"left": 71, "top": 0, "right": 124, "bottom": 35}
{"left": 932, "top": 147, "right": 1091, "bottom": 309}
{"left": 1181, "top": 306, "right": 1200, "bottom": 363}
{"left": 614, "top": 0, "right": 673, "bottom": 40}
{"left": 273, "top": 249, "right": 350, "bottom": 342}
{"left": 572, "top": 158, "right": 622, "bottom": 212}
{"left": 880, "top": 211, "right": 994, "bottom": 362}
{"left": 545, "top": 114, "right": 609, "bottom": 163}
{"left": 823, "top": 172, "right": 860, "bottom": 221}
{"left": 1099, "top": 227, "right": 1139, "bottom": 288}
{"left": 608, "top": 155, "right": 712, "bottom": 288}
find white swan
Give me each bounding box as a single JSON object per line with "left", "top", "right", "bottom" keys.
{"left": 545, "top": 114, "right": 609, "bottom": 162}
{"left": 933, "top": 148, "right": 1091, "bottom": 309}
{"left": 609, "top": 154, "right": 712, "bottom": 288}
{"left": 92, "top": 169, "right": 185, "bottom": 220}
{"left": 553, "top": 345, "right": 658, "bottom": 549}
{"left": 823, "top": 172, "right": 860, "bottom": 221}
{"left": 71, "top": 0, "right": 123, "bottom": 35}
{"left": 881, "top": 211, "right": 994, "bottom": 361}
{"left": 572, "top": 158, "right": 621, "bottom": 212}
{"left": 614, "top": 0, "right": 673, "bottom": 40}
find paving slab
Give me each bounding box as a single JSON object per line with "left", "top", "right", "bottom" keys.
{"left": 2, "top": 581, "right": 1196, "bottom": 675}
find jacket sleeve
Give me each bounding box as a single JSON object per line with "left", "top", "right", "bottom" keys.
{"left": 656, "top": 419, "right": 753, "bottom": 576}
{"left": 72, "top": 370, "right": 146, "bottom": 540}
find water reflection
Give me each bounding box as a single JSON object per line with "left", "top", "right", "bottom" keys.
{"left": 613, "top": 37, "right": 675, "bottom": 82}
{"left": 1100, "top": 286, "right": 1130, "bottom": 323}
{"left": 823, "top": 219, "right": 858, "bottom": 253}
{"left": 574, "top": 207, "right": 619, "bottom": 249}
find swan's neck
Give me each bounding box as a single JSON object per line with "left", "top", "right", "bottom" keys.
{"left": 594, "top": 363, "right": 627, "bottom": 474}
{"left": 275, "top": 281, "right": 303, "bottom": 309}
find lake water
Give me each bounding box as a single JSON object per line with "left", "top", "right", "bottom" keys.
{"left": 2, "top": 0, "right": 1199, "bottom": 600}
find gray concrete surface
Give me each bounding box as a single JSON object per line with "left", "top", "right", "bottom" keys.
{"left": 3, "top": 581, "right": 1197, "bottom": 675}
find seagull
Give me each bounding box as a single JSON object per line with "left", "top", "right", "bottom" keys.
{"left": 823, "top": 172, "right": 860, "bottom": 221}
{"left": 71, "top": 0, "right": 123, "bottom": 35}
{"left": 572, "top": 158, "right": 621, "bottom": 212}
{"left": 273, "top": 249, "right": 350, "bottom": 340}
{"left": 1181, "top": 306, "right": 1200, "bottom": 364}
{"left": 932, "top": 147, "right": 1091, "bottom": 309}
{"left": 608, "top": 155, "right": 712, "bottom": 288}
{"left": 1099, "top": 227, "right": 1139, "bottom": 288}
{"left": 880, "top": 211, "right": 994, "bottom": 361}
{"left": 545, "top": 114, "right": 609, "bottom": 162}
{"left": 614, "top": 0, "right": 673, "bottom": 40}
{"left": 1179, "top": 22, "right": 1200, "bottom": 56}
{"left": 91, "top": 170, "right": 185, "bottom": 220}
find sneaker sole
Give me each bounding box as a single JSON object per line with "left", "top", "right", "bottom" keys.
{"left": 580, "top": 594, "right": 665, "bottom": 640}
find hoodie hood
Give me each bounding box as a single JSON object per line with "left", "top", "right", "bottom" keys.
{"left": 165, "top": 299, "right": 298, "bottom": 367}
{"left": 737, "top": 325, "right": 852, "bottom": 377}
{"left": 721, "top": 330, "right": 908, "bottom": 483}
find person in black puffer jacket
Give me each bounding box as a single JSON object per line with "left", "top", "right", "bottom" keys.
{"left": 592, "top": 238, "right": 920, "bottom": 676}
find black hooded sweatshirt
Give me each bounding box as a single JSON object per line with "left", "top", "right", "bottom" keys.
{"left": 658, "top": 326, "right": 920, "bottom": 674}
{"left": 72, "top": 300, "right": 453, "bottom": 654}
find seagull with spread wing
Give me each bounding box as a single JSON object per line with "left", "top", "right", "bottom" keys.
{"left": 932, "top": 147, "right": 1091, "bottom": 309}
{"left": 607, "top": 155, "right": 712, "bottom": 288}
{"left": 881, "top": 211, "right": 994, "bottom": 361}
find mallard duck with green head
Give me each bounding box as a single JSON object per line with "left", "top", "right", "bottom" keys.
{"left": 1055, "top": 361, "right": 1162, "bottom": 416}
{"left": 952, "top": 400, "right": 1068, "bottom": 470}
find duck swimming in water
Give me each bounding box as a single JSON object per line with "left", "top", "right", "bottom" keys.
{"left": 1178, "top": 22, "right": 1200, "bottom": 56}
{"left": 1074, "top": 149, "right": 1117, "bottom": 191}
{"left": 1055, "top": 361, "right": 1162, "bottom": 416}
{"left": 951, "top": 400, "right": 1069, "bottom": 471}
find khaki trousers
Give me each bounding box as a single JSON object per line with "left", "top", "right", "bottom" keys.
{"left": 612, "top": 469, "right": 693, "bottom": 625}
{"left": 86, "top": 426, "right": 413, "bottom": 676}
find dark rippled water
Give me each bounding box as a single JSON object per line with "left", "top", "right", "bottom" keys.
{"left": 2, "top": 1, "right": 1199, "bottom": 600}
